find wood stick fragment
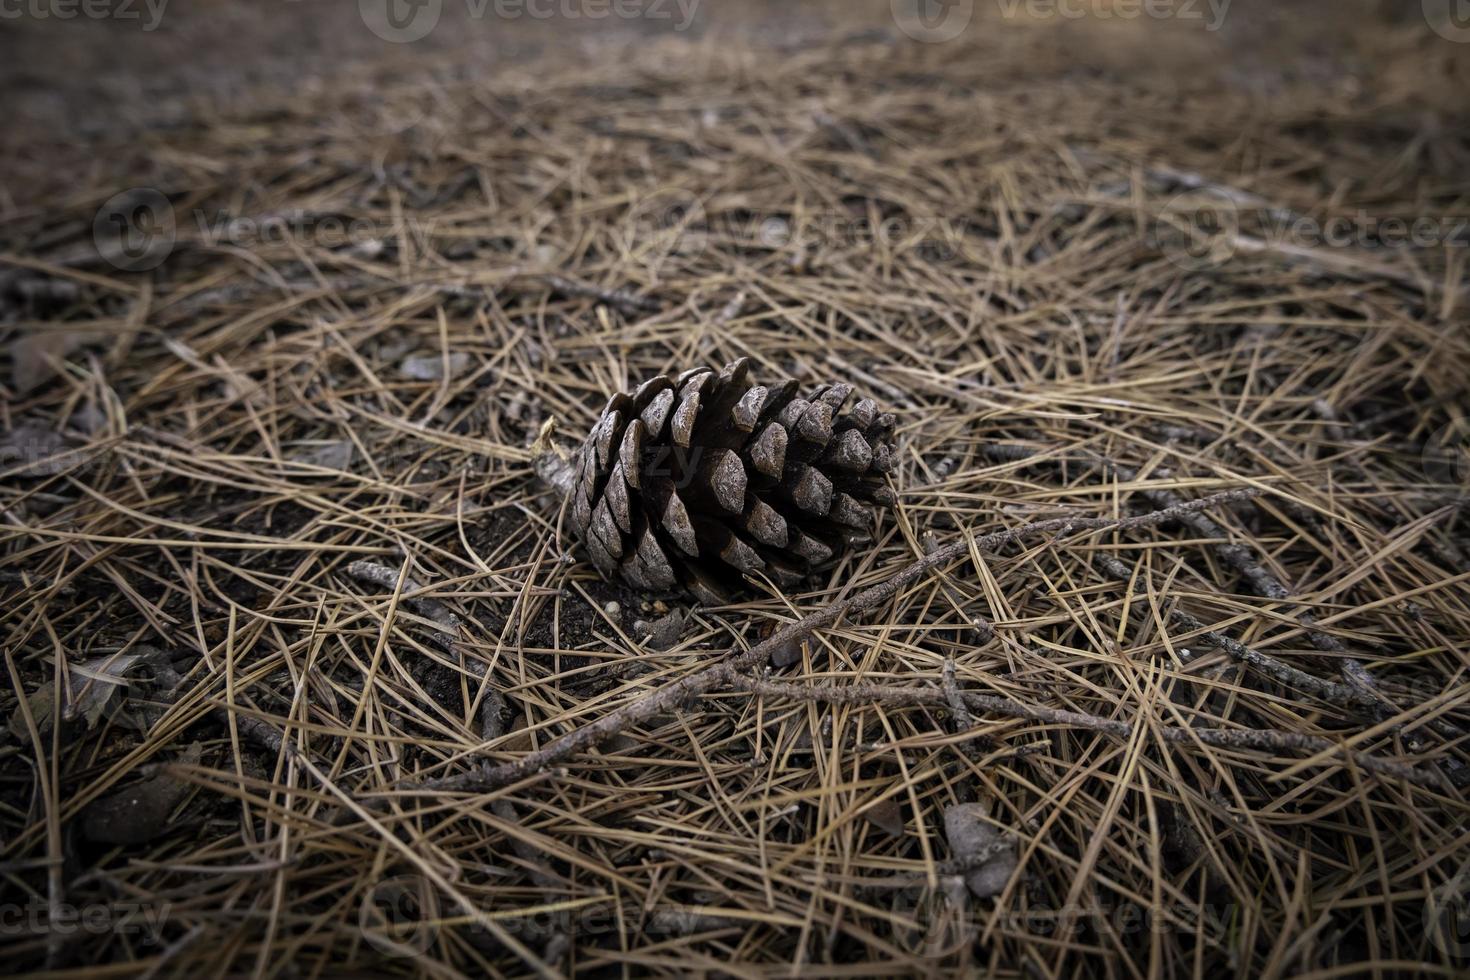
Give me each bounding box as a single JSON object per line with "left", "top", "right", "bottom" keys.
{"left": 983, "top": 443, "right": 1352, "bottom": 654}
{"left": 726, "top": 675, "right": 1441, "bottom": 787}
{"left": 401, "top": 489, "right": 1259, "bottom": 795}
{"left": 540, "top": 274, "right": 661, "bottom": 314}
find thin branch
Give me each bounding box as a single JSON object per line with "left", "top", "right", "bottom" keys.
{"left": 983, "top": 443, "right": 1353, "bottom": 654}
{"left": 726, "top": 675, "right": 1442, "bottom": 787}
{"left": 398, "top": 488, "right": 1260, "bottom": 796}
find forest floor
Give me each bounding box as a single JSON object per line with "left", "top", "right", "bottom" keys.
{"left": 2, "top": 1, "right": 1469, "bottom": 976}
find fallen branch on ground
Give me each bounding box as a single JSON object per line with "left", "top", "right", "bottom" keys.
{"left": 394, "top": 488, "right": 1266, "bottom": 796}
{"left": 725, "top": 675, "right": 1442, "bottom": 787}
{"left": 983, "top": 442, "right": 1352, "bottom": 655}
{"left": 1093, "top": 552, "right": 1467, "bottom": 754}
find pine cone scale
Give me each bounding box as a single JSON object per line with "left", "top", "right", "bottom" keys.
{"left": 680, "top": 448, "right": 740, "bottom": 516}
{"left": 639, "top": 388, "right": 674, "bottom": 435}
{"left": 731, "top": 386, "right": 767, "bottom": 430}
{"left": 618, "top": 421, "right": 644, "bottom": 488}
{"left": 749, "top": 423, "right": 787, "bottom": 479}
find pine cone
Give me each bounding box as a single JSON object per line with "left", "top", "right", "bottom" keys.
{"left": 568, "top": 358, "right": 898, "bottom": 603}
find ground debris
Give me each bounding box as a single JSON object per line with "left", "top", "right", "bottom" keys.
{"left": 399, "top": 351, "right": 472, "bottom": 381}
{"left": 943, "top": 802, "right": 1019, "bottom": 899}
{"left": 82, "top": 743, "right": 202, "bottom": 845}
{"left": 635, "top": 607, "right": 685, "bottom": 650}
{"left": 287, "top": 440, "right": 355, "bottom": 471}
{"left": 864, "top": 798, "right": 906, "bottom": 838}
{"left": 9, "top": 650, "right": 162, "bottom": 744}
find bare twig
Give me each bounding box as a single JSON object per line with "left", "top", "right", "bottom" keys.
{"left": 983, "top": 443, "right": 1353, "bottom": 655}
{"left": 941, "top": 657, "right": 973, "bottom": 731}
{"left": 403, "top": 489, "right": 1260, "bottom": 795}
{"left": 726, "top": 675, "right": 1442, "bottom": 787}
{"left": 345, "top": 559, "right": 462, "bottom": 634}
{"left": 540, "top": 274, "right": 661, "bottom": 314}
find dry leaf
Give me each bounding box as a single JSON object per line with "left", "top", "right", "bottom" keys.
{"left": 82, "top": 742, "right": 202, "bottom": 844}
{"left": 639, "top": 608, "right": 685, "bottom": 651}
{"left": 768, "top": 635, "right": 806, "bottom": 668}
{"left": 10, "top": 651, "right": 153, "bottom": 745}
{"left": 498, "top": 714, "right": 535, "bottom": 753}
{"left": 8, "top": 687, "right": 56, "bottom": 745}
{"left": 0, "top": 422, "right": 79, "bottom": 477}
{"left": 399, "top": 351, "right": 470, "bottom": 381}
{"left": 602, "top": 733, "right": 641, "bottom": 755}
{"left": 865, "top": 797, "right": 905, "bottom": 838}
{"left": 289, "top": 440, "right": 355, "bottom": 471}
{"left": 943, "top": 802, "right": 1018, "bottom": 899}
{"left": 9, "top": 329, "right": 99, "bottom": 394}
{"left": 66, "top": 652, "right": 150, "bottom": 726}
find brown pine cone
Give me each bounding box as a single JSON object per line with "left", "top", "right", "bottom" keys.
{"left": 567, "top": 358, "right": 898, "bottom": 603}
